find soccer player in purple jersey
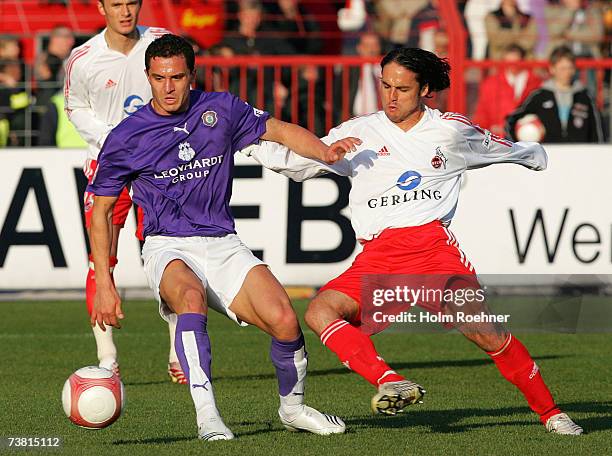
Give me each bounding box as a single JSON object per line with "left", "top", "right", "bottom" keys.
{"left": 87, "top": 34, "right": 360, "bottom": 441}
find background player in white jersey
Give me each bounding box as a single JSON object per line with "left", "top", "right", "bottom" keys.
{"left": 64, "top": 0, "right": 185, "bottom": 383}
{"left": 243, "top": 48, "right": 582, "bottom": 435}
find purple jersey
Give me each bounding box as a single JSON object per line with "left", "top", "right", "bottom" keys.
{"left": 88, "top": 90, "right": 269, "bottom": 237}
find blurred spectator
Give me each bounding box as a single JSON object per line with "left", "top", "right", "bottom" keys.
{"left": 207, "top": 43, "right": 241, "bottom": 95}
{"left": 406, "top": 0, "right": 441, "bottom": 52}
{"left": 335, "top": 31, "right": 381, "bottom": 121}
{"left": 34, "top": 25, "right": 75, "bottom": 106}
{"left": 473, "top": 44, "right": 542, "bottom": 137}
{"left": 337, "top": 0, "right": 377, "bottom": 55}
{"left": 280, "top": 65, "right": 326, "bottom": 136}
{"left": 0, "top": 59, "right": 30, "bottom": 147}
{"left": 263, "top": 0, "right": 322, "bottom": 54}
{"left": 544, "top": 0, "right": 604, "bottom": 59}
{"left": 0, "top": 38, "right": 21, "bottom": 60}
{"left": 38, "top": 91, "right": 87, "bottom": 147}
{"left": 223, "top": 0, "right": 292, "bottom": 55}
{"left": 374, "top": 0, "right": 427, "bottom": 48}
{"left": 506, "top": 46, "right": 603, "bottom": 143}
{"left": 222, "top": 0, "right": 294, "bottom": 110}
{"left": 485, "top": 0, "right": 536, "bottom": 59}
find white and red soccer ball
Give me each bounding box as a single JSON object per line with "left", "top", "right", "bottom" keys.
{"left": 62, "top": 366, "right": 124, "bottom": 429}
{"left": 515, "top": 114, "right": 546, "bottom": 142}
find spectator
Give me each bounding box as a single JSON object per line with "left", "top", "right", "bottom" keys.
{"left": 263, "top": 0, "right": 322, "bottom": 54}
{"left": 406, "top": 0, "right": 441, "bottom": 52}
{"left": 223, "top": 0, "right": 292, "bottom": 55}
{"left": 335, "top": 31, "right": 381, "bottom": 121}
{"left": 0, "top": 59, "right": 29, "bottom": 147}
{"left": 506, "top": 45, "right": 604, "bottom": 143}
{"left": 280, "top": 64, "right": 327, "bottom": 136}
{"left": 485, "top": 0, "right": 536, "bottom": 59}
{"left": 38, "top": 90, "right": 87, "bottom": 147}
{"left": 373, "top": 0, "right": 428, "bottom": 48}
{"left": 34, "top": 25, "right": 75, "bottom": 106}
{"left": 473, "top": 44, "right": 542, "bottom": 137}
{"left": 544, "top": 0, "right": 604, "bottom": 59}
{"left": 207, "top": 43, "right": 241, "bottom": 94}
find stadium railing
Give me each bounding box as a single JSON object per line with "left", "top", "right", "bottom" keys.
{"left": 195, "top": 55, "right": 612, "bottom": 138}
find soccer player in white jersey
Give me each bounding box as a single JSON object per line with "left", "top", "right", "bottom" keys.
{"left": 243, "top": 48, "right": 583, "bottom": 435}
{"left": 63, "top": 0, "right": 186, "bottom": 384}
{"left": 88, "top": 34, "right": 358, "bottom": 441}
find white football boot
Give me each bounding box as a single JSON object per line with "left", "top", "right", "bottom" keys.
{"left": 279, "top": 405, "right": 346, "bottom": 435}
{"left": 198, "top": 410, "right": 235, "bottom": 441}
{"left": 371, "top": 380, "right": 426, "bottom": 415}
{"left": 545, "top": 413, "right": 583, "bottom": 435}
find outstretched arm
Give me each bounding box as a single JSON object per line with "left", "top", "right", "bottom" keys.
{"left": 262, "top": 117, "right": 361, "bottom": 164}
{"left": 442, "top": 113, "right": 548, "bottom": 171}
{"left": 240, "top": 140, "right": 352, "bottom": 182}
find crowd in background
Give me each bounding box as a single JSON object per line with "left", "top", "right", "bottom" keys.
{"left": 0, "top": 0, "right": 611, "bottom": 147}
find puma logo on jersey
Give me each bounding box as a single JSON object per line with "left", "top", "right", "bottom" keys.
{"left": 105, "top": 79, "right": 116, "bottom": 89}
{"left": 173, "top": 122, "right": 190, "bottom": 134}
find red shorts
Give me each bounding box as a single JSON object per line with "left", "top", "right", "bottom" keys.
{"left": 83, "top": 159, "right": 144, "bottom": 240}
{"left": 319, "top": 220, "right": 478, "bottom": 327}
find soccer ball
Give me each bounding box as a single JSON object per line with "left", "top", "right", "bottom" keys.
{"left": 62, "top": 366, "right": 124, "bottom": 429}
{"left": 515, "top": 114, "right": 546, "bottom": 142}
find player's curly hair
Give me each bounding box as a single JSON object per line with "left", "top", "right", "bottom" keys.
{"left": 145, "top": 34, "right": 195, "bottom": 73}
{"left": 380, "top": 48, "right": 451, "bottom": 95}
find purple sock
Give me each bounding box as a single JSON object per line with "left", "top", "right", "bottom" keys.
{"left": 174, "top": 313, "right": 211, "bottom": 383}
{"left": 270, "top": 333, "right": 307, "bottom": 397}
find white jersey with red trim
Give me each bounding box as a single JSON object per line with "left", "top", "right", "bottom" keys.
{"left": 242, "top": 106, "right": 547, "bottom": 241}
{"left": 64, "top": 26, "right": 168, "bottom": 161}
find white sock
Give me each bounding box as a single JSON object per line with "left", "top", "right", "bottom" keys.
{"left": 181, "top": 331, "right": 219, "bottom": 426}
{"left": 92, "top": 323, "right": 117, "bottom": 365}
{"left": 167, "top": 314, "right": 179, "bottom": 364}
{"left": 279, "top": 347, "right": 307, "bottom": 420}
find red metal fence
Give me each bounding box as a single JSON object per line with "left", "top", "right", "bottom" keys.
{"left": 195, "top": 55, "right": 612, "bottom": 136}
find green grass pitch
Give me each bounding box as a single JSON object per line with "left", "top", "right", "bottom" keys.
{"left": 1, "top": 299, "right": 610, "bottom": 455}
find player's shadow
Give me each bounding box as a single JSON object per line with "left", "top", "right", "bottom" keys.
{"left": 122, "top": 380, "right": 168, "bottom": 386}
{"left": 113, "top": 436, "right": 193, "bottom": 445}
{"left": 346, "top": 401, "right": 612, "bottom": 434}
{"left": 112, "top": 421, "right": 285, "bottom": 444}
{"left": 217, "top": 355, "right": 566, "bottom": 382}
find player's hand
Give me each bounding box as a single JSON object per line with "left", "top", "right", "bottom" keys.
{"left": 322, "top": 137, "right": 362, "bottom": 164}
{"left": 91, "top": 283, "right": 124, "bottom": 331}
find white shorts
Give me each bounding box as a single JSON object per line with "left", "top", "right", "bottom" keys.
{"left": 142, "top": 234, "right": 265, "bottom": 326}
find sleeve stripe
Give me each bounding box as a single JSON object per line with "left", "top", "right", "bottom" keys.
{"left": 64, "top": 46, "right": 91, "bottom": 107}
{"left": 441, "top": 113, "right": 513, "bottom": 147}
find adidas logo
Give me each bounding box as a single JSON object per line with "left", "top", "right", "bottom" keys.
{"left": 377, "top": 145, "right": 390, "bottom": 156}
{"left": 105, "top": 79, "right": 116, "bottom": 89}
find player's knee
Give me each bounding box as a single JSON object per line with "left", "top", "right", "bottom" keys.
{"left": 304, "top": 296, "right": 333, "bottom": 333}
{"left": 267, "top": 304, "right": 299, "bottom": 339}
{"left": 177, "top": 286, "right": 206, "bottom": 314}
{"left": 304, "top": 299, "right": 320, "bottom": 331}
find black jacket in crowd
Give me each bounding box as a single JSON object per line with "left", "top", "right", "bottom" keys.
{"left": 506, "top": 80, "right": 603, "bottom": 143}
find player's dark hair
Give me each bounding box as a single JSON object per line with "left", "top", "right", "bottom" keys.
{"left": 380, "top": 48, "right": 451, "bottom": 95}
{"left": 145, "top": 34, "right": 195, "bottom": 73}
{"left": 549, "top": 45, "right": 575, "bottom": 66}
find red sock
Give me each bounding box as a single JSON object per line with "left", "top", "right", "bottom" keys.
{"left": 86, "top": 255, "right": 118, "bottom": 316}
{"left": 321, "top": 319, "right": 404, "bottom": 386}
{"left": 488, "top": 334, "right": 561, "bottom": 424}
